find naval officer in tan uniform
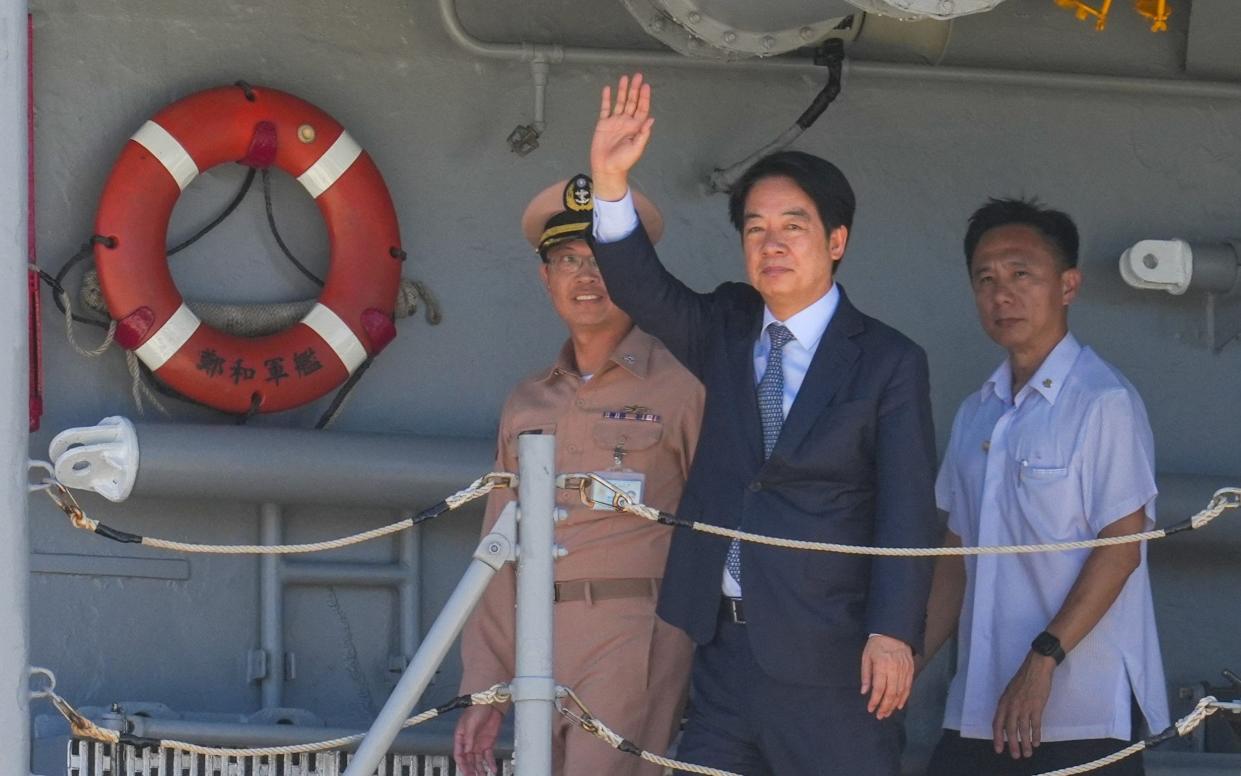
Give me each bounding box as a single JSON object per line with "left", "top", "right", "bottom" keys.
{"left": 453, "top": 176, "right": 703, "bottom": 776}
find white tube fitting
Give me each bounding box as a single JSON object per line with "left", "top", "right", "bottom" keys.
{"left": 48, "top": 416, "right": 139, "bottom": 502}
{"left": 1119, "top": 239, "right": 1194, "bottom": 295}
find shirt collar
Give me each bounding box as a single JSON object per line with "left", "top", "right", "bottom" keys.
{"left": 609, "top": 326, "right": 655, "bottom": 378}
{"left": 760, "top": 284, "right": 840, "bottom": 350}
{"left": 541, "top": 326, "right": 654, "bottom": 382}
{"left": 983, "top": 332, "right": 1082, "bottom": 405}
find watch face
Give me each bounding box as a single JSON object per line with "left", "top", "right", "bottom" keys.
{"left": 1032, "top": 631, "right": 1064, "bottom": 662}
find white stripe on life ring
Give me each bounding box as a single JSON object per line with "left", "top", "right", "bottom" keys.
{"left": 131, "top": 121, "right": 200, "bottom": 191}
{"left": 301, "top": 303, "right": 367, "bottom": 373}
{"left": 297, "top": 131, "right": 363, "bottom": 199}
{"left": 134, "top": 304, "right": 202, "bottom": 371}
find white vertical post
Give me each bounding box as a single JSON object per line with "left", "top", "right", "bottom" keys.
{"left": 513, "top": 434, "right": 556, "bottom": 775}
{"left": 0, "top": 0, "right": 31, "bottom": 769}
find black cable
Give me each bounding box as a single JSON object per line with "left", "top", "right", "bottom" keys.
{"left": 261, "top": 168, "right": 325, "bottom": 288}
{"left": 235, "top": 80, "right": 256, "bottom": 102}
{"left": 235, "top": 392, "right": 264, "bottom": 425}
{"left": 433, "top": 694, "right": 476, "bottom": 715}
{"left": 707, "top": 39, "right": 846, "bottom": 195}
{"left": 45, "top": 237, "right": 115, "bottom": 330}
{"left": 796, "top": 38, "right": 845, "bottom": 130}
{"left": 314, "top": 357, "right": 373, "bottom": 429}
{"left": 44, "top": 159, "right": 256, "bottom": 328}
{"left": 167, "top": 167, "right": 257, "bottom": 256}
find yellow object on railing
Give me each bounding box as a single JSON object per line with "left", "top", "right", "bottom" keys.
{"left": 1054, "top": 0, "right": 1170, "bottom": 32}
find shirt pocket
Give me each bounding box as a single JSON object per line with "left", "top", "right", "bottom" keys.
{"left": 1011, "top": 456, "right": 1082, "bottom": 540}
{"left": 591, "top": 418, "right": 664, "bottom": 455}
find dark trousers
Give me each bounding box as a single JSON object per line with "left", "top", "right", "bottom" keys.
{"left": 674, "top": 610, "right": 903, "bottom": 776}
{"left": 925, "top": 730, "right": 1144, "bottom": 776}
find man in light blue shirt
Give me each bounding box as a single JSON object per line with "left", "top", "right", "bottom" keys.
{"left": 923, "top": 198, "right": 1169, "bottom": 776}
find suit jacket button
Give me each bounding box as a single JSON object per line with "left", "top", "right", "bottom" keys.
{"left": 748, "top": 481, "right": 762, "bottom": 492}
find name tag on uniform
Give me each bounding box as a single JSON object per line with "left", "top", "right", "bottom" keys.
{"left": 589, "top": 471, "right": 645, "bottom": 511}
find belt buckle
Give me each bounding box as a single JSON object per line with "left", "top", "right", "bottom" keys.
{"left": 725, "top": 597, "right": 745, "bottom": 625}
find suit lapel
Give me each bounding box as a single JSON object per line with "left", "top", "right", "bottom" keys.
{"left": 725, "top": 308, "right": 765, "bottom": 466}
{"left": 773, "top": 288, "right": 863, "bottom": 457}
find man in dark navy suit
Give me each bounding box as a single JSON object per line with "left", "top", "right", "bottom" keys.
{"left": 586, "top": 73, "right": 940, "bottom": 775}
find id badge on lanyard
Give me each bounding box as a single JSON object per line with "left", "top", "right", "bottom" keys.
{"left": 589, "top": 443, "right": 645, "bottom": 510}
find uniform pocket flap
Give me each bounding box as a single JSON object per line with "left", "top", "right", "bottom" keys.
{"left": 592, "top": 418, "right": 663, "bottom": 452}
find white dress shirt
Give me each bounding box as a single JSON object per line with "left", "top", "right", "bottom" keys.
{"left": 593, "top": 189, "right": 640, "bottom": 243}
{"left": 593, "top": 190, "right": 839, "bottom": 599}
{"left": 935, "top": 333, "right": 1170, "bottom": 742}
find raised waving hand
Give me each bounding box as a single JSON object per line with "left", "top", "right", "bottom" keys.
{"left": 590, "top": 73, "right": 654, "bottom": 201}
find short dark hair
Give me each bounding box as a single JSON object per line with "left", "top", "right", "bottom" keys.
{"left": 963, "top": 197, "right": 1079, "bottom": 272}
{"left": 728, "top": 151, "right": 856, "bottom": 255}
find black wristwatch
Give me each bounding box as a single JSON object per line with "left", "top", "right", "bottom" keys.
{"left": 1031, "top": 631, "right": 1066, "bottom": 665}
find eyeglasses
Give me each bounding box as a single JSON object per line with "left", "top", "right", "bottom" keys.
{"left": 545, "top": 252, "right": 600, "bottom": 275}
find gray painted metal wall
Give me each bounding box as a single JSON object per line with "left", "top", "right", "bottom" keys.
{"left": 21, "top": 0, "right": 1241, "bottom": 771}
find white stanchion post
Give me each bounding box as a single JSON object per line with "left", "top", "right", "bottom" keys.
{"left": 512, "top": 433, "right": 556, "bottom": 775}
{"left": 0, "top": 0, "right": 31, "bottom": 770}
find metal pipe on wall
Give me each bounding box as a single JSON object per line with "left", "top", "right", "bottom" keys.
{"left": 399, "top": 522, "right": 421, "bottom": 666}
{"left": 118, "top": 715, "right": 488, "bottom": 755}
{"left": 125, "top": 423, "right": 493, "bottom": 507}
{"left": 282, "top": 560, "right": 413, "bottom": 587}
{"left": 0, "top": 0, "right": 32, "bottom": 768}
{"left": 437, "top": 0, "right": 1241, "bottom": 100}
{"left": 259, "top": 503, "right": 285, "bottom": 710}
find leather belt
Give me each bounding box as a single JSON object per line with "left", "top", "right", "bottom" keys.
{"left": 721, "top": 597, "right": 746, "bottom": 625}
{"left": 553, "top": 577, "right": 660, "bottom": 604}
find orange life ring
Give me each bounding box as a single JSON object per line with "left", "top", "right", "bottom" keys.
{"left": 93, "top": 83, "right": 403, "bottom": 414}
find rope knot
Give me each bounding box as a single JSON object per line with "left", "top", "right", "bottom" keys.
{"left": 1176, "top": 696, "right": 1218, "bottom": 736}
{"left": 474, "top": 683, "right": 512, "bottom": 706}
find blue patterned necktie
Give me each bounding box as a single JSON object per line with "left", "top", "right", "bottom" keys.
{"left": 726, "top": 322, "right": 794, "bottom": 588}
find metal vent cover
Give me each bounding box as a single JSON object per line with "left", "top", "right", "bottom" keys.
{"left": 621, "top": 0, "right": 1005, "bottom": 59}
{"left": 845, "top": 0, "right": 1008, "bottom": 20}
{"left": 68, "top": 740, "right": 514, "bottom": 776}
{"left": 620, "top": 0, "right": 862, "bottom": 59}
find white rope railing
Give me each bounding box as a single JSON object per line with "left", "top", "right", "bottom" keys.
{"left": 555, "top": 683, "right": 1238, "bottom": 776}
{"left": 33, "top": 666, "right": 511, "bottom": 758}
{"left": 556, "top": 686, "right": 740, "bottom": 776}
{"left": 37, "top": 462, "right": 1239, "bottom": 560}
{"left": 37, "top": 472, "right": 514, "bottom": 555}
{"left": 32, "top": 660, "right": 1241, "bottom": 776}
{"left": 566, "top": 474, "right": 1241, "bottom": 558}
{"left": 1032, "top": 695, "right": 1236, "bottom": 776}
